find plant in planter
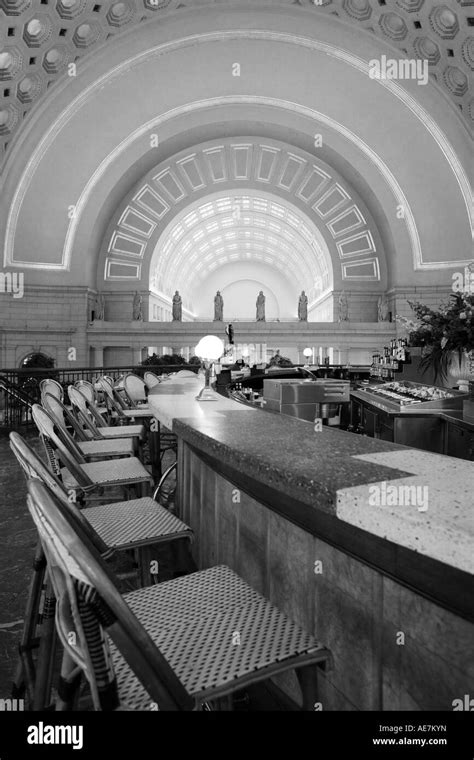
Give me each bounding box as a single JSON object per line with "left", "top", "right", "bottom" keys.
{"left": 400, "top": 293, "right": 474, "bottom": 384}
{"left": 268, "top": 352, "right": 294, "bottom": 368}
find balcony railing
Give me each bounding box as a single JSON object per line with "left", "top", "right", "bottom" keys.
{"left": 0, "top": 364, "right": 199, "bottom": 428}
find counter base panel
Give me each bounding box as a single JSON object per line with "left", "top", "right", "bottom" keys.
{"left": 176, "top": 441, "right": 474, "bottom": 712}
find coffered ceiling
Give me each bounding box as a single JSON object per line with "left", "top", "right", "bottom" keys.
{"left": 0, "top": 0, "right": 472, "bottom": 165}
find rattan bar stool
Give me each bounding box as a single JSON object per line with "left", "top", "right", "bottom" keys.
{"left": 27, "top": 479, "right": 332, "bottom": 712}
{"left": 39, "top": 378, "right": 64, "bottom": 403}
{"left": 123, "top": 373, "right": 150, "bottom": 408}
{"left": 98, "top": 378, "right": 154, "bottom": 421}
{"left": 74, "top": 380, "right": 108, "bottom": 417}
{"left": 144, "top": 371, "right": 161, "bottom": 390}
{"left": 10, "top": 433, "right": 194, "bottom": 709}
{"left": 42, "top": 394, "right": 136, "bottom": 461}
{"left": 32, "top": 404, "right": 152, "bottom": 501}
{"left": 68, "top": 387, "right": 145, "bottom": 444}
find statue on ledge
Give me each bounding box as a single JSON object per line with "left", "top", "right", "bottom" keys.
{"left": 377, "top": 293, "right": 389, "bottom": 322}
{"left": 256, "top": 291, "right": 266, "bottom": 322}
{"left": 338, "top": 291, "right": 349, "bottom": 322}
{"left": 95, "top": 292, "right": 105, "bottom": 321}
{"left": 298, "top": 291, "right": 308, "bottom": 322}
{"left": 214, "top": 291, "right": 224, "bottom": 321}
{"left": 132, "top": 291, "right": 143, "bottom": 321}
{"left": 172, "top": 290, "right": 182, "bottom": 321}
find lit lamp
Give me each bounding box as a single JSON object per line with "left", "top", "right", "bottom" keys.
{"left": 242, "top": 348, "right": 250, "bottom": 366}
{"left": 195, "top": 335, "right": 224, "bottom": 401}
{"left": 303, "top": 347, "right": 313, "bottom": 369}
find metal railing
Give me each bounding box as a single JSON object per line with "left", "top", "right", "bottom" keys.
{"left": 0, "top": 364, "right": 200, "bottom": 428}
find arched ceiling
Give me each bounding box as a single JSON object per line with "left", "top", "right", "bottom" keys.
{"left": 0, "top": 0, "right": 472, "bottom": 165}
{"left": 0, "top": 3, "right": 470, "bottom": 292}
{"left": 149, "top": 192, "right": 331, "bottom": 309}
{"left": 101, "top": 137, "right": 385, "bottom": 292}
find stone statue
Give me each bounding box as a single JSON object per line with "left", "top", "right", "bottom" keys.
{"left": 132, "top": 291, "right": 143, "bottom": 321}
{"left": 338, "top": 291, "right": 349, "bottom": 322}
{"left": 256, "top": 291, "right": 266, "bottom": 322}
{"left": 377, "top": 293, "right": 389, "bottom": 322}
{"left": 214, "top": 291, "right": 224, "bottom": 321}
{"left": 95, "top": 292, "right": 105, "bottom": 321}
{"left": 298, "top": 290, "right": 308, "bottom": 322}
{"left": 172, "top": 290, "right": 182, "bottom": 321}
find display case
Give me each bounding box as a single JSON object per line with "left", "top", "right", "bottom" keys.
{"left": 355, "top": 380, "right": 467, "bottom": 414}
{"left": 349, "top": 381, "right": 469, "bottom": 455}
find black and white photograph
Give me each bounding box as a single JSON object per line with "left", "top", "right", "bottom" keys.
{"left": 0, "top": 0, "right": 472, "bottom": 753}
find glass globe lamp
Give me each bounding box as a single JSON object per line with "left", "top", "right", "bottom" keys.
{"left": 195, "top": 335, "right": 224, "bottom": 401}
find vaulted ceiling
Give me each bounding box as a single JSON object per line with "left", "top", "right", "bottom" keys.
{"left": 0, "top": 0, "right": 472, "bottom": 164}
{"left": 149, "top": 193, "right": 330, "bottom": 309}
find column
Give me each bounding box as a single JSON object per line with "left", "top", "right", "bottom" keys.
{"left": 92, "top": 346, "right": 104, "bottom": 368}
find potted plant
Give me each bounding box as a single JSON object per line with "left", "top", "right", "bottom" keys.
{"left": 398, "top": 293, "right": 474, "bottom": 385}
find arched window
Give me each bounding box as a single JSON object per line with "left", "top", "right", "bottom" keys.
{"left": 20, "top": 352, "right": 55, "bottom": 369}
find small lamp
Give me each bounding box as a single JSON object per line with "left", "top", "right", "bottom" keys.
{"left": 242, "top": 348, "right": 250, "bottom": 366}
{"left": 303, "top": 347, "right": 313, "bottom": 369}
{"left": 195, "top": 335, "right": 224, "bottom": 401}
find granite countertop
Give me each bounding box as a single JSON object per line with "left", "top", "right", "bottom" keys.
{"left": 148, "top": 379, "right": 474, "bottom": 577}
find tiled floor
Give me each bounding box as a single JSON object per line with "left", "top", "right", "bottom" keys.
{"left": 0, "top": 428, "right": 38, "bottom": 698}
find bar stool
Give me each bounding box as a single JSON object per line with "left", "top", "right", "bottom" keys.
{"left": 68, "top": 386, "right": 145, "bottom": 445}
{"left": 9, "top": 432, "right": 194, "bottom": 709}
{"left": 41, "top": 394, "right": 136, "bottom": 461}
{"left": 123, "top": 373, "right": 150, "bottom": 408}
{"left": 39, "top": 378, "right": 64, "bottom": 403}
{"left": 27, "top": 478, "right": 332, "bottom": 711}
{"left": 144, "top": 371, "right": 161, "bottom": 390}
{"left": 31, "top": 404, "right": 152, "bottom": 501}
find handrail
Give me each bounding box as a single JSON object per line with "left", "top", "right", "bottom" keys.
{"left": 0, "top": 363, "right": 199, "bottom": 376}
{"left": 0, "top": 377, "right": 35, "bottom": 405}
{"left": 0, "top": 376, "right": 36, "bottom": 427}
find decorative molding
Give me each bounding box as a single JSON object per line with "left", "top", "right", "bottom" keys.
{"left": 3, "top": 30, "right": 471, "bottom": 273}
{"left": 0, "top": 0, "right": 472, "bottom": 163}
{"left": 103, "top": 140, "right": 383, "bottom": 303}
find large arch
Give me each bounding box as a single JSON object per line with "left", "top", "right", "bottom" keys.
{"left": 98, "top": 138, "right": 387, "bottom": 307}
{"left": 0, "top": 3, "right": 471, "bottom": 296}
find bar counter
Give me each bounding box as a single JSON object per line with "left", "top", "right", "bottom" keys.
{"left": 148, "top": 377, "right": 474, "bottom": 711}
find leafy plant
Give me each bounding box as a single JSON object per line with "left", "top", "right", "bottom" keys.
{"left": 400, "top": 293, "right": 474, "bottom": 382}
{"left": 141, "top": 353, "right": 187, "bottom": 366}
{"left": 268, "top": 353, "right": 294, "bottom": 368}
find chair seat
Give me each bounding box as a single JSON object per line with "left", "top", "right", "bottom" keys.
{"left": 97, "top": 425, "right": 145, "bottom": 440}
{"left": 61, "top": 457, "right": 152, "bottom": 488}
{"left": 78, "top": 438, "right": 135, "bottom": 459}
{"left": 111, "top": 565, "right": 329, "bottom": 709}
{"left": 83, "top": 497, "right": 192, "bottom": 550}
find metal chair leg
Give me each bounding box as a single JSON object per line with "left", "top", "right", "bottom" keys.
{"left": 296, "top": 663, "right": 321, "bottom": 711}
{"left": 11, "top": 542, "right": 47, "bottom": 707}
{"left": 32, "top": 580, "right": 57, "bottom": 710}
